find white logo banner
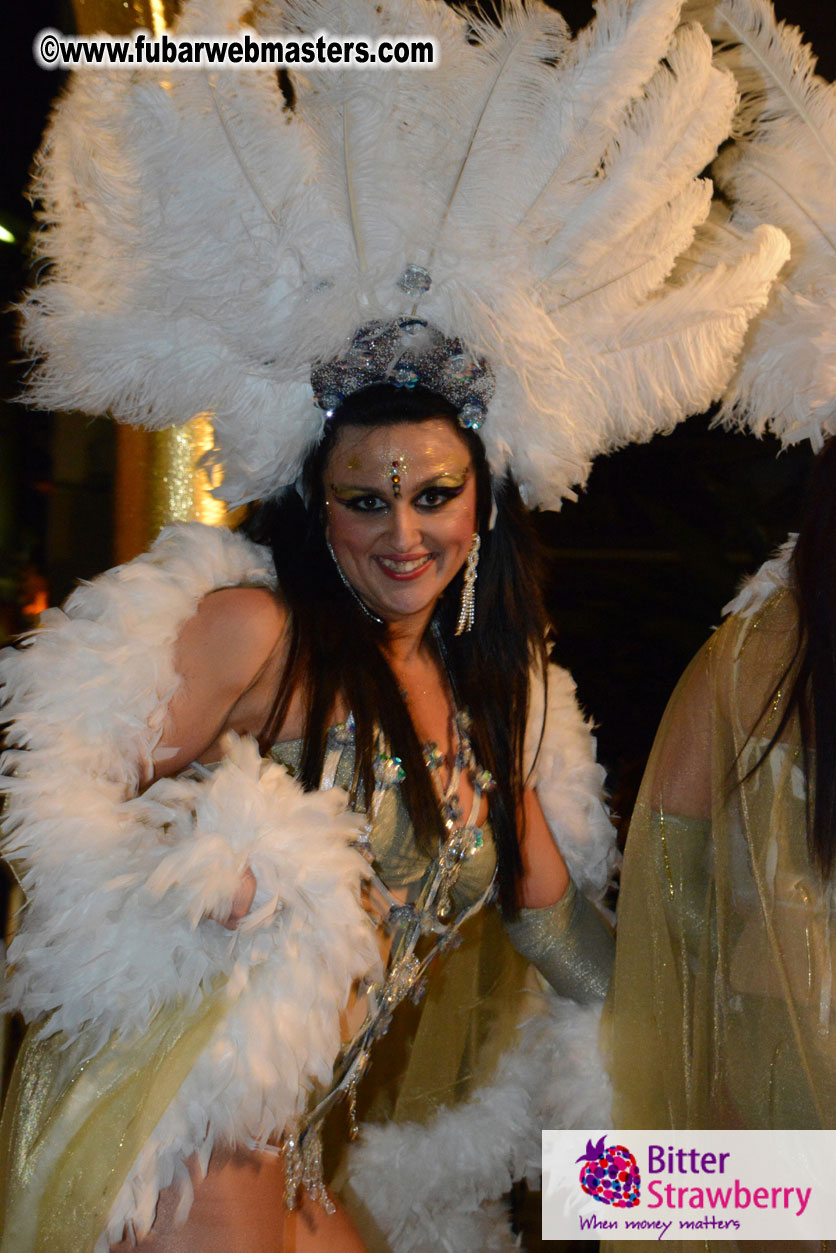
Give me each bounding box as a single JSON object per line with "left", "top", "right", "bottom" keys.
{"left": 543, "top": 1130, "right": 836, "bottom": 1241}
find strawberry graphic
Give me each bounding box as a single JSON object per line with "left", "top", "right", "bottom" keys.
{"left": 577, "top": 1136, "right": 641, "bottom": 1208}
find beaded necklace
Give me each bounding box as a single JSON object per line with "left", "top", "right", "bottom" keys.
{"left": 280, "top": 701, "right": 496, "bottom": 1213}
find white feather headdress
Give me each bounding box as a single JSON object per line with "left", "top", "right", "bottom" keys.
{"left": 20, "top": 0, "right": 789, "bottom": 509}
{"left": 685, "top": 0, "right": 836, "bottom": 449}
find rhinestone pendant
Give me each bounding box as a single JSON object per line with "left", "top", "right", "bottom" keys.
{"left": 474, "top": 767, "right": 494, "bottom": 792}
{"left": 315, "top": 389, "right": 344, "bottom": 418}
{"left": 334, "top": 713, "right": 356, "bottom": 745}
{"left": 459, "top": 824, "right": 484, "bottom": 854}
{"left": 374, "top": 753, "right": 406, "bottom": 788}
{"left": 388, "top": 902, "right": 417, "bottom": 928}
{"left": 284, "top": 1131, "right": 302, "bottom": 1211}
{"left": 441, "top": 796, "right": 463, "bottom": 829}
{"left": 382, "top": 953, "right": 421, "bottom": 1009}
{"left": 346, "top": 1054, "right": 371, "bottom": 1142}
{"left": 436, "top": 895, "right": 454, "bottom": 924}
{"left": 458, "top": 402, "right": 486, "bottom": 431}
{"left": 423, "top": 741, "right": 445, "bottom": 771}
{"left": 390, "top": 360, "right": 420, "bottom": 388}
{"left": 397, "top": 263, "right": 432, "bottom": 295}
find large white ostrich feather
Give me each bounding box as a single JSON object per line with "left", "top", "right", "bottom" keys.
{"left": 18, "top": 0, "right": 788, "bottom": 508}
{"left": 685, "top": 0, "right": 836, "bottom": 447}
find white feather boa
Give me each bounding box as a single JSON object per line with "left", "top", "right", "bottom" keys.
{"left": 346, "top": 997, "right": 610, "bottom": 1252}
{"left": 1, "top": 522, "right": 615, "bottom": 1247}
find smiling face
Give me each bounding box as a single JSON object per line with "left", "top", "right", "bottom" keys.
{"left": 324, "top": 418, "right": 478, "bottom": 629}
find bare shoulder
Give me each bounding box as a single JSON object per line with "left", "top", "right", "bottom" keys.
{"left": 176, "top": 587, "right": 287, "bottom": 683}
{"left": 153, "top": 586, "right": 288, "bottom": 777}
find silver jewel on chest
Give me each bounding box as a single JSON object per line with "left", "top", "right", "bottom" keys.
{"left": 334, "top": 713, "right": 356, "bottom": 745}
{"left": 380, "top": 952, "right": 424, "bottom": 1010}
{"left": 441, "top": 795, "right": 463, "bottom": 829}
{"left": 290, "top": 703, "right": 493, "bottom": 1188}
{"left": 374, "top": 752, "right": 406, "bottom": 788}
{"left": 440, "top": 823, "right": 483, "bottom": 869}
{"left": 474, "top": 767, "right": 494, "bottom": 792}
{"left": 423, "top": 741, "right": 445, "bottom": 771}
{"left": 460, "top": 824, "right": 484, "bottom": 853}
{"left": 388, "top": 902, "right": 417, "bottom": 928}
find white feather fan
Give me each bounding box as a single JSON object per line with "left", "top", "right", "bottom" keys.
{"left": 19, "top": 0, "right": 788, "bottom": 508}
{"left": 685, "top": 0, "right": 836, "bottom": 448}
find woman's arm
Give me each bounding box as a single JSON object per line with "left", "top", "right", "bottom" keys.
{"left": 509, "top": 786, "right": 613, "bottom": 1002}
{"left": 506, "top": 662, "right": 618, "bottom": 1001}
{"left": 152, "top": 586, "right": 288, "bottom": 927}
{"left": 152, "top": 585, "right": 288, "bottom": 779}
{"left": 517, "top": 787, "right": 571, "bottom": 908}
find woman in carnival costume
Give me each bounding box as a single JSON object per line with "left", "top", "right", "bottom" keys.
{"left": 0, "top": 0, "right": 790, "bottom": 1248}
{"left": 605, "top": 2, "right": 836, "bottom": 1247}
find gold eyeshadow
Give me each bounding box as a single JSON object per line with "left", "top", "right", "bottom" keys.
{"left": 329, "top": 465, "right": 470, "bottom": 509}
{"left": 330, "top": 483, "right": 371, "bottom": 500}
{"left": 429, "top": 468, "right": 469, "bottom": 489}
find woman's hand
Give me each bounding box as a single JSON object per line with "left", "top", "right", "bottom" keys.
{"left": 214, "top": 867, "right": 257, "bottom": 929}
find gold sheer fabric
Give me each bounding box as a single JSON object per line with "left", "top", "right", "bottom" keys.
{"left": 0, "top": 989, "right": 228, "bottom": 1253}
{"left": 603, "top": 590, "right": 836, "bottom": 1252}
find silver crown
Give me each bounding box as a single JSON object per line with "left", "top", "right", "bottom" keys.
{"left": 311, "top": 306, "right": 495, "bottom": 432}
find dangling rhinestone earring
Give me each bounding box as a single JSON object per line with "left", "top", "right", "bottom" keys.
{"left": 454, "top": 533, "right": 481, "bottom": 636}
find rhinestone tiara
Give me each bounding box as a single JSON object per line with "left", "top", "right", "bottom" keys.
{"left": 311, "top": 314, "right": 495, "bottom": 433}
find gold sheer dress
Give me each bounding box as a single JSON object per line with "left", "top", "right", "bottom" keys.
{"left": 603, "top": 589, "right": 836, "bottom": 1252}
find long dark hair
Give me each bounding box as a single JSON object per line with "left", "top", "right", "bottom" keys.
{"left": 245, "top": 384, "right": 549, "bottom": 914}
{"left": 742, "top": 439, "right": 836, "bottom": 878}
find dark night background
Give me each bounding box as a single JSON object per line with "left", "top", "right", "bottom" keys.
{"left": 1, "top": 0, "right": 835, "bottom": 820}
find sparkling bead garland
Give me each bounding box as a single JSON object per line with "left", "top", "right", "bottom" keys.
{"left": 284, "top": 698, "right": 496, "bottom": 1209}
{"left": 284, "top": 1126, "right": 335, "bottom": 1214}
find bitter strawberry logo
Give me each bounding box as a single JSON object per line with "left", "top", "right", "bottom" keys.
{"left": 577, "top": 1136, "right": 641, "bottom": 1207}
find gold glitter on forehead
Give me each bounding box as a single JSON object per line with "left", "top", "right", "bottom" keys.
{"left": 386, "top": 455, "right": 408, "bottom": 498}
